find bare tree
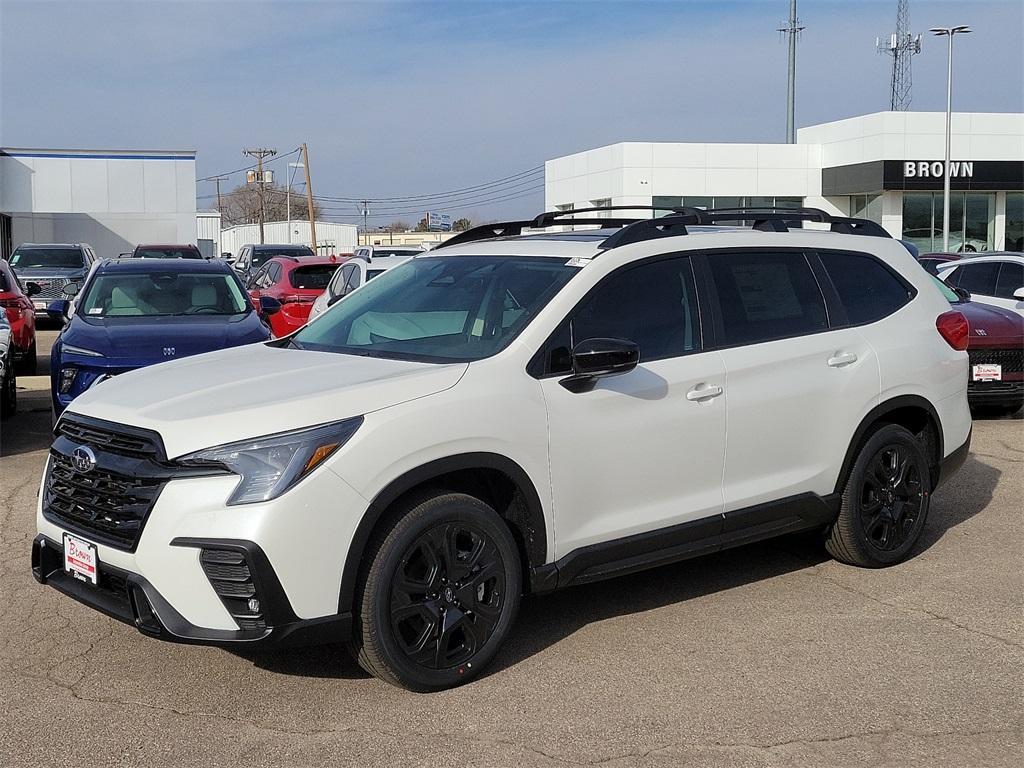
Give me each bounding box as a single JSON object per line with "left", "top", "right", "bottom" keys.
{"left": 383, "top": 221, "right": 412, "bottom": 232}
{"left": 220, "top": 183, "right": 322, "bottom": 226}
{"left": 452, "top": 217, "right": 472, "bottom": 232}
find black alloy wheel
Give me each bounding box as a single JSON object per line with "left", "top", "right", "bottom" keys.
{"left": 858, "top": 445, "right": 924, "bottom": 552}
{"left": 389, "top": 522, "right": 506, "bottom": 670}
{"left": 827, "top": 424, "right": 932, "bottom": 567}
{"left": 352, "top": 491, "right": 521, "bottom": 691}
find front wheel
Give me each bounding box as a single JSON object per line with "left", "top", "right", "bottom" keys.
{"left": 351, "top": 492, "right": 522, "bottom": 691}
{"left": 826, "top": 424, "right": 931, "bottom": 567}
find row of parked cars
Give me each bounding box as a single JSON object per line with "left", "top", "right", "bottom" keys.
{"left": 0, "top": 240, "right": 422, "bottom": 420}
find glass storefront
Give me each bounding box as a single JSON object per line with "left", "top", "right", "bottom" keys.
{"left": 902, "top": 192, "right": 996, "bottom": 253}
{"left": 850, "top": 194, "right": 882, "bottom": 224}
{"left": 1006, "top": 193, "right": 1023, "bottom": 251}
{"left": 653, "top": 196, "right": 802, "bottom": 214}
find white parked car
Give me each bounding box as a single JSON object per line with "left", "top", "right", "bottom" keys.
{"left": 33, "top": 206, "right": 972, "bottom": 691}
{"left": 352, "top": 244, "right": 424, "bottom": 263}
{"left": 307, "top": 255, "right": 409, "bottom": 322}
{"left": 937, "top": 253, "right": 1024, "bottom": 318}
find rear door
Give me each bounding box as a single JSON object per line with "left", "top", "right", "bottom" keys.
{"left": 537, "top": 253, "right": 727, "bottom": 558}
{"left": 703, "top": 249, "right": 882, "bottom": 513}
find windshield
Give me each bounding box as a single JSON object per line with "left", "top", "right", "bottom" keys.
{"left": 292, "top": 256, "right": 577, "bottom": 362}
{"left": 252, "top": 247, "right": 314, "bottom": 267}
{"left": 931, "top": 274, "right": 962, "bottom": 304}
{"left": 79, "top": 272, "right": 250, "bottom": 317}
{"left": 290, "top": 265, "right": 338, "bottom": 290}
{"left": 135, "top": 247, "right": 201, "bottom": 259}
{"left": 10, "top": 247, "right": 84, "bottom": 269}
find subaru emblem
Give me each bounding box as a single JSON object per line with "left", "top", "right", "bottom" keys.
{"left": 163, "top": 347, "right": 176, "bottom": 356}
{"left": 71, "top": 446, "right": 97, "bottom": 474}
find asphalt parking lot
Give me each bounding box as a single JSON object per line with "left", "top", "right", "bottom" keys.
{"left": 0, "top": 333, "right": 1021, "bottom": 768}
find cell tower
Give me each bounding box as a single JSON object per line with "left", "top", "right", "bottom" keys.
{"left": 877, "top": 0, "right": 922, "bottom": 110}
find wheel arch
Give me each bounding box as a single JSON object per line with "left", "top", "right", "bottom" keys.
{"left": 834, "top": 395, "right": 944, "bottom": 495}
{"left": 338, "top": 452, "right": 549, "bottom": 616}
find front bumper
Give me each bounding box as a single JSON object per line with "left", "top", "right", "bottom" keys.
{"left": 32, "top": 534, "right": 351, "bottom": 647}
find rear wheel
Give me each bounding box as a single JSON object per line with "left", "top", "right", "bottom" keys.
{"left": 826, "top": 424, "right": 931, "bottom": 567}
{"left": 351, "top": 491, "right": 521, "bottom": 691}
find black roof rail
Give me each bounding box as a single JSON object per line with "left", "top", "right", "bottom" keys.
{"left": 433, "top": 206, "right": 698, "bottom": 250}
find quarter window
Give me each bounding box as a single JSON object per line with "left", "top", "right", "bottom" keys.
{"left": 819, "top": 251, "right": 913, "bottom": 324}
{"left": 994, "top": 262, "right": 1023, "bottom": 299}
{"left": 708, "top": 251, "right": 827, "bottom": 346}
{"left": 953, "top": 263, "right": 1000, "bottom": 296}
{"left": 569, "top": 256, "right": 701, "bottom": 363}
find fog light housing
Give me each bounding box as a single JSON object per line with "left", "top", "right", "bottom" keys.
{"left": 59, "top": 367, "right": 78, "bottom": 394}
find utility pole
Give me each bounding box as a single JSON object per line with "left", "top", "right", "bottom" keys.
{"left": 242, "top": 147, "right": 276, "bottom": 243}
{"left": 877, "top": 0, "right": 922, "bottom": 111}
{"left": 778, "top": 0, "right": 804, "bottom": 143}
{"left": 301, "top": 143, "right": 318, "bottom": 254}
{"left": 212, "top": 175, "right": 229, "bottom": 216}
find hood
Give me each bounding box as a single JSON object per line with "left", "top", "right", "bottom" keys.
{"left": 65, "top": 342, "right": 468, "bottom": 458}
{"left": 959, "top": 300, "right": 1024, "bottom": 347}
{"left": 62, "top": 314, "right": 269, "bottom": 365}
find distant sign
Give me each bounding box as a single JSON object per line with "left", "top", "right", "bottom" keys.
{"left": 425, "top": 212, "right": 452, "bottom": 232}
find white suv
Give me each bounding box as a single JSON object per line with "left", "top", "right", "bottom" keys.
{"left": 32, "top": 207, "right": 973, "bottom": 691}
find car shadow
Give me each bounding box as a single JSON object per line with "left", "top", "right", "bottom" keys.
{"left": 242, "top": 453, "right": 1002, "bottom": 683}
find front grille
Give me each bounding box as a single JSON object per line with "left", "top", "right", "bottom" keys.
{"left": 199, "top": 548, "right": 266, "bottom": 632}
{"left": 32, "top": 278, "right": 70, "bottom": 300}
{"left": 968, "top": 348, "right": 1024, "bottom": 373}
{"left": 58, "top": 419, "right": 158, "bottom": 457}
{"left": 44, "top": 453, "right": 164, "bottom": 550}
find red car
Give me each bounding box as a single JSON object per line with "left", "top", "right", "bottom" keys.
{"left": 0, "top": 258, "right": 39, "bottom": 373}
{"left": 936, "top": 277, "right": 1024, "bottom": 416}
{"left": 917, "top": 253, "right": 960, "bottom": 276}
{"left": 245, "top": 255, "right": 344, "bottom": 337}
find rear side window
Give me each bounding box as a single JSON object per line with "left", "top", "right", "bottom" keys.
{"left": 820, "top": 251, "right": 914, "bottom": 324}
{"left": 571, "top": 256, "right": 701, "bottom": 363}
{"left": 290, "top": 265, "right": 337, "bottom": 289}
{"left": 994, "top": 262, "right": 1023, "bottom": 299}
{"left": 708, "top": 251, "right": 827, "bottom": 346}
{"left": 952, "top": 262, "right": 1000, "bottom": 295}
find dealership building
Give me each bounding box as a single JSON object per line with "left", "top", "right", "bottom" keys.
{"left": 0, "top": 147, "right": 197, "bottom": 259}
{"left": 544, "top": 111, "right": 1023, "bottom": 252}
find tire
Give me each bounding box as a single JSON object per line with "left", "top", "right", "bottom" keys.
{"left": 1, "top": 364, "right": 16, "bottom": 420}
{"left": 16, "top": 341, "right": 36, "bottom": 376}
{"left": 351, "top": 491, "right": 522, "bottom": 691}
{"left": 826, "top": 424, "right": 931, "bottom": 568}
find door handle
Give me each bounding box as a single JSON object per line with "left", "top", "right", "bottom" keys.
{"left": 686, "top": 384, "right": 723, "bottom": 401}
{"left": 827, "top": 351, "right": 858, "bottom": 368}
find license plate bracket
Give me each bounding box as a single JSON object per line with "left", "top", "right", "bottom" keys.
{"left": 63, "top": 533, "right": 98, "bottom": 585}
{"left": 972, "top": 363, "right": 1002, "bottom": 382}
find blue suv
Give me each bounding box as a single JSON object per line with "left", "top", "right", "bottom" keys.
{"left": 48, "top": 259, "right": 276, "bottom": 417}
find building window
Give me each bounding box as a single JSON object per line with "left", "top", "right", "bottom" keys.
{"left": 1006, "top": 193, "right": 1023, "bottom": 251}
{"left": 850, "top": 194, "right": 882, "bottom": 224}
{"left": 902, "top": 192, "right": 995, "bottom": 253}
{"left": 589, "top": 198, "right": 612, "bottom": 219}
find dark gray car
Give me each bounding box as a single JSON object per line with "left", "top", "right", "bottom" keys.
{"left": 7, "top": 244, "right": 97, "bottom": 316}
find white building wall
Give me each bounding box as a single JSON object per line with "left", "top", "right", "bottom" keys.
{"left": 196, "top": 210, "right": 222, "bottom": 257}
{"left": 218, "top": 220, "right": 358, "bottom": 256}
{"left": 0, "top": 149, "right": 197, "bottom": 258}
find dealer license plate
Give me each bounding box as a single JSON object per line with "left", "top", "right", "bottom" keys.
{"left": 33, "top": 300, "right": 47, "bottom": 310}
{"left": 972, "top": 364, "right": 1002, "bottom": 382}
{"left": 63, "top": 533, "right": 98, "bottom": 585}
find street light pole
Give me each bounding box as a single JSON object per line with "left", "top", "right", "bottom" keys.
{"left": 930, "top": 25, "right": 971, "bottom": 253}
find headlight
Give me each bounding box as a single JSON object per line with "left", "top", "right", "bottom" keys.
{"left": 62, "top": 344, "right": 103, "bottom": 357}
{"left": 178, "top": 417, "right": 363, "bottom": 505}
{"left": 59, "top": 367, "right": 78, "bottom": 393}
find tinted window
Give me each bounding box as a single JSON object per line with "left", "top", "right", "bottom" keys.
{"left": 135, "top": 247, "right": 202, "bottom": 259}
{"left": 10, "top": 247, "right": 84, "bottom": 269}
{"left": 994, "top": 262, "right": 1023, "bottom": 299}
{"left": 820, "top": 252, "right": 913, "bottom": 324}
{"left": 571, "top": 256, "right": 701, "bottom": 363}
{"left": 708, "top": 251, "right": 827, "bottom": 345}
{"left": 954, "top": 262, "right": 1000, "bottom": 295}
{"left": 290, "top": 265, "right": 337, "bottom": 289}
{"left": 79, "top": 272, "right": 248, "bottom": 317}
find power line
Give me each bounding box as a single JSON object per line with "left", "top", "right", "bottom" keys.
{"left": 196, "top": 147, "right": 300, "bottom": 183}
{"left": 265, "top": 181, "right": 546, "bottom": 215}
{"left": 312, "top": 165, "right": 544, "bottom": 203}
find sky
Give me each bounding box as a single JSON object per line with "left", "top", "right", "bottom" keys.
{"left": 1, "top": 0, "right": 1021, "bottom": 226}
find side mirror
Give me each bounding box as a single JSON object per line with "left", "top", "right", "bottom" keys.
{"left": 1013, "top": 287, "right": 1024, "bottom": 300}
{"left": 62, "top": 283, "right": 80, "bottom": 298}
{"left": 952, "top": 285, "right": 971, "bottom": 302}
{"left": 560, "top": 338, "right": 639, "bottom": 392}
{"left": 259, "top": 296, "right": 282, "bottom": 316}
{"left": 46, "top": 300, "right": 70, "bottom": 321}
{"left": 24, "top": 281, "right": 41, "bottom": 297}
